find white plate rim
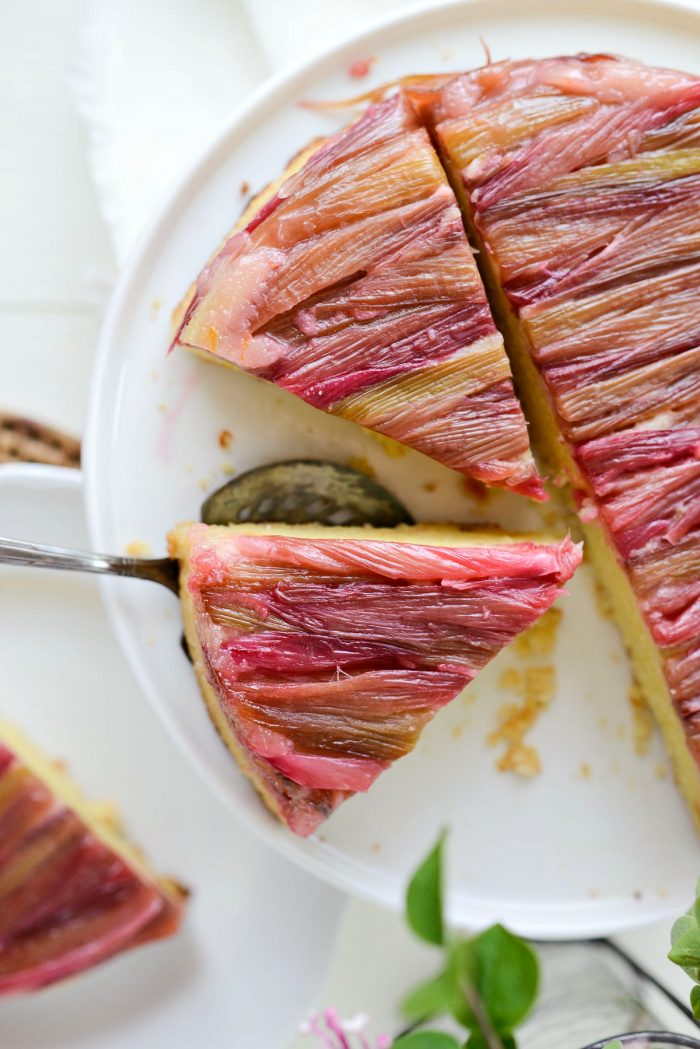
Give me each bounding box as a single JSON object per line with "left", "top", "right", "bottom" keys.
{"left": 83, "top": 0, "right": 700, "bottom": 938}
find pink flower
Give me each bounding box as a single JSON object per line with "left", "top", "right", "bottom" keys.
{"left": 299, "top": 1008, "right": 392, "bottom": 1048}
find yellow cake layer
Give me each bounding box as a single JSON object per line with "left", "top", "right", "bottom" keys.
{"left": 0, "top": 720, "right": 185, "bottom": 902}
{"left": 169, "top": 519, "right": 564, "bottom": 550}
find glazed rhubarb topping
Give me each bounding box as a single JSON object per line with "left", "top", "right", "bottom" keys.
{"left": 183, "top": 525, "right": 580, "bottom": 834}
{"left": 174, "top": 94, "right": 543, "bottom": 498}
{"left": 0, "top": 739, "right": 183, "bottom": 995}
{"left": 414, "top": 54, "right": 700, "bottom": 760}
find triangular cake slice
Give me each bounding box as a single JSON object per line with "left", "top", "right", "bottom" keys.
{"left": 0, "top": 723, "right": 185, "bottom": 994}
{"left": 169, "top": 522, "right": 580, "bottom": 835}
{"left": 416, "top": 55, "right": 700, "bottom": 825}
{"left": 173, "top": 93, "right": 544, "bottom": 499}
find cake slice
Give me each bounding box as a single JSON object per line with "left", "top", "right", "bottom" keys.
{"left": 0, "top": 723, "right": 185, "bottom": 994}
{"left": 173, "top": 93, "right": 544, "bottom": 499}
{"left": 169, "top": 521, "right": 580, "bottom": 835}
{"left": 417, "top": 55, "right": 700, "bottom": 824}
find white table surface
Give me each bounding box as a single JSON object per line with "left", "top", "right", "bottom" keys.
{"left": 1, "top": 1, "right": 698, "bottom": 1045}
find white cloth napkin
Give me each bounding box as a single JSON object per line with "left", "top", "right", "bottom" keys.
{"left": 75, "top": 0, "right": 428, "bottom": 262}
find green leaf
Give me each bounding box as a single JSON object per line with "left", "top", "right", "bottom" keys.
{"left": 393, "top": 1033, "right": 461, "bottom": 1049}
{"left": 671, "top": 912, "right": 697, "bottom": 947}
{"left": 668, "top": 922, "right": 700, "bottom": 972}
{"left": 464, "top": 1033, "right": 516, "bottom": 1049}
{"left": 691, "top": 985, "right": 700, "bottom": 1019}
{"left": 402, "top": 968, "right": 455, "bottom": 1021}
{"left": 406, "top": 831, "right": 446, "bottom": 946}
{"left": 470, "top": 925, "right": 539, "bottom": 1031}
{"left": 601, "top": 1042, "right": 623, "bottom": 1049}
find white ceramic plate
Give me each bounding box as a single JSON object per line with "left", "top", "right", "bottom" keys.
{"left": 0, "top": 464, "right": 342, "bottom": 1049}
{"left": 84, "top": 0, "right": 700, "bottom": 938}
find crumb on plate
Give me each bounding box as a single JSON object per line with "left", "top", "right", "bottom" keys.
{"left": 489, "top": 666, "right": 555, "bottom": 778}
{"left": 496, "top": 742, "right": 540, "bottom": 778}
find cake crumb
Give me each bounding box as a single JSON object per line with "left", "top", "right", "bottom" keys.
{"left": 150, "top": 298, "right": 162, "bottom": 319}
{"left": 490, "top": 666, "right": 555, "bottom": 777}
{"left": 628, "top": 681, "right": 654, "bottom": 757}
{"left": 577, "top": 762, "right": 592, "bottom": 780}
{"left": 370, "top": 841, "right": 381, "bottom": 853}
{"left": 240, "top": 179, "right": 250, "bottom": 195}
{"left": 158, "top": 403, "right": 167, "bottom": 413}
{"left": 498, "top": 667, "right": 523, "bottom": 692}
{"left": 656, "top": 762, "right": 668, "bottom": 780}
{"left": 346, "top": 456, "right": 376, "bottom": 479}
{"left": 513, "top": 607, "right": 562, "bottom": 659}
{"left": 524, "top": 666, "right": 556, "bottom": 706}
{"left": 218, "top": 429, "right": 233, "bottom": 449}
{"left": 496, "top": 742, "right": 540, "bottom": 778}
{"left": 632, "top": 889, "right": 643, "bottom": 901}
{"left": 221, "top": 462, "right": 236, "bottom": 476}
{"left": 125, "top": 539, "right": 152, "bottom": 557}
{"left": 451, "top": 723, "right": 464, "bottom": 740}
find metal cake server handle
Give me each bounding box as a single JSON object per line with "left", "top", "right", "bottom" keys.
{"left": 0, "top": 537, "right": 180, "bottom": 594}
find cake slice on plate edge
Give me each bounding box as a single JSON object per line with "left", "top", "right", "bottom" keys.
{"left": 169, "top": 521, "right": 580, "bottom": 836}
{"left": 0, "top": 722, "right": 186, "bottom": 995}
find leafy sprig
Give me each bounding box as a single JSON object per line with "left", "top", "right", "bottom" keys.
{"left": 394, "top": 833, "right": 539, "bottom": 1049}
{"left": 669, "top": 875, "right": 700, "bottom": 1019}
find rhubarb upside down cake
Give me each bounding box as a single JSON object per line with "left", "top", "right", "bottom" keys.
{"left": 408, "top": 54, "right": 700, "bottom": 823}
{"left": 170, "top": 522, "right": 580, "bottom": 835}
{"left": 0, "top": 724, "right": 185, "bottom": 994}
{"left": 171, "top": 52, "right": 700, "bottom": 835}
{"left": 173, "top": 93, "right": 544, "bottom": 499}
